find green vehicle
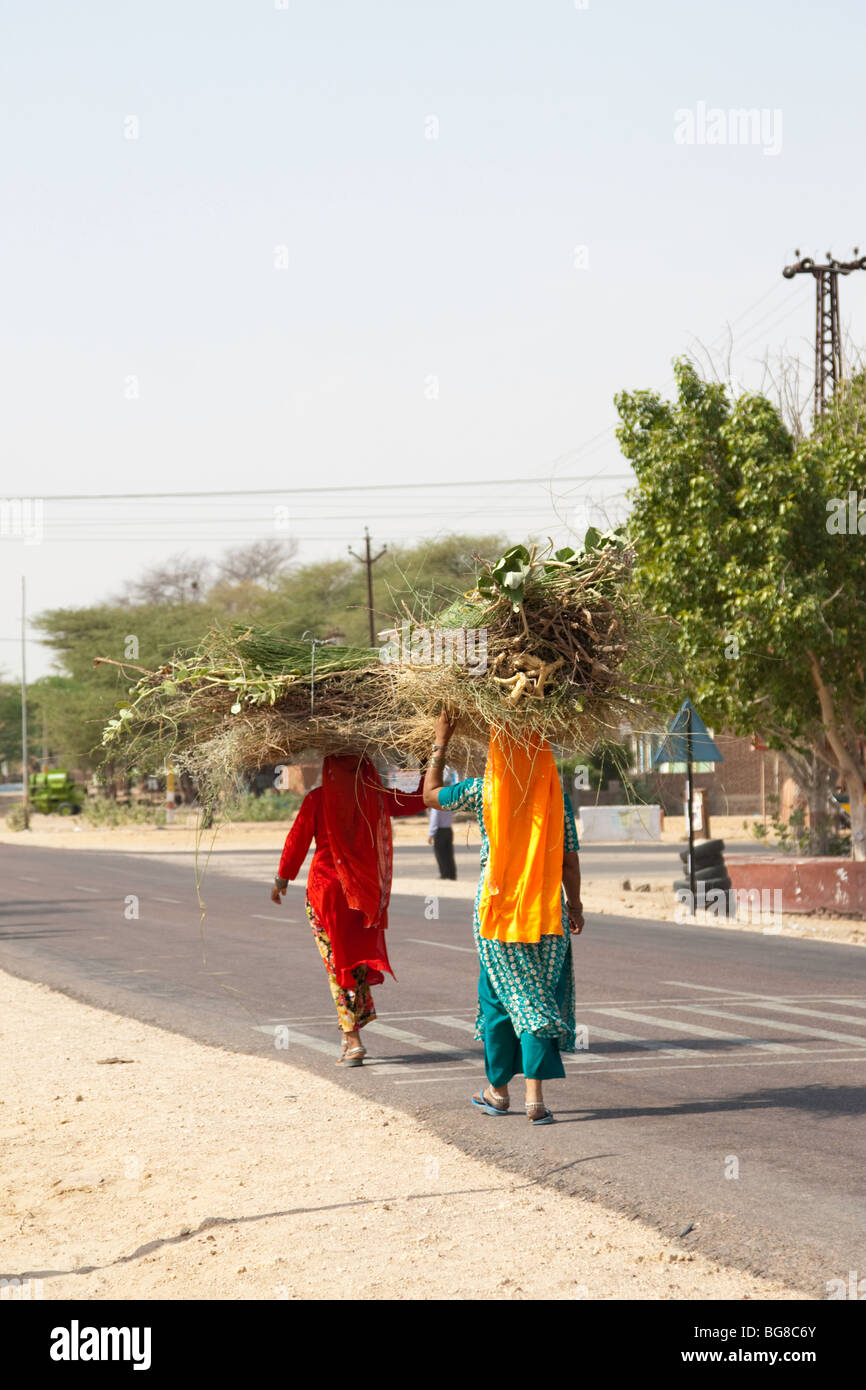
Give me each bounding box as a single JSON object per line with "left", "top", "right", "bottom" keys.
{"left": 29, "top": 771, "right": 85, "bottom": 816}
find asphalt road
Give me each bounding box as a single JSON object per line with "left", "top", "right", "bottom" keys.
{"left": 391, "top": 838, "right": 770, "bottom": 882}
{"left": 2, "top": 840, "right": 865, "bottom": 1296}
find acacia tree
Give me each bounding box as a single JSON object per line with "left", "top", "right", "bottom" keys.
{"left": 617, "top": 359, "right": 866, "bottom": 859}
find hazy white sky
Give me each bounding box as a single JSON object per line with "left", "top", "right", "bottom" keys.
{"left": 2, "top": 0, "right": 865, "bottom": 678}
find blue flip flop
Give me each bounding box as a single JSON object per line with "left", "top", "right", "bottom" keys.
{"left": 471, "top": 1086, "right": 509, "bottom": 1116}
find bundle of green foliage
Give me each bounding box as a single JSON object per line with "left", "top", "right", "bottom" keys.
{"left": 99, "top": 534, "right": 666, "bottom": 806}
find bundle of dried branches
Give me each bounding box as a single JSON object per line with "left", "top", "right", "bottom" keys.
{"left": 98, "top": 535, "right": 670, "bottom": 799}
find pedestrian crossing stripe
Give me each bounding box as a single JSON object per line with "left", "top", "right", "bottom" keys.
{"left": 252, "top": 994, "right": 866, "bottom": 1081}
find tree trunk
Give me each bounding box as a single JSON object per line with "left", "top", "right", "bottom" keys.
{"left": 807, "top": 652, "right": 866, "bottom": 861}
{"left": 805, "top": 757, "right": 834, "bottom": 856}
{"left": 846, "top": 770, "right": 866, "bottom": 862}
{"left": 778, "top": 746, "right": 833, "bottom": 855}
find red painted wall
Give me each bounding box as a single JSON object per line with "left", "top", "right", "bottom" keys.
{"left": 727, "top": 857, "right": 866, "bottom": 915}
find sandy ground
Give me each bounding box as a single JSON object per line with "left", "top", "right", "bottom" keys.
{"left": 0, "top": 970, "right": 807, "bottom": 1302}
{"left": 4, "top": 810, "right": 862, "bottom": 947}
{"left": 581, "top": 884, "right": 866, "bottom": 946}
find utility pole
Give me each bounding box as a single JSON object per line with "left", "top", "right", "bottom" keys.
{"left": 20, "top": 576, "right": 29, "bottom": 829}
{"left": 782, "top": 249, "right": 866, "bottom": 416}
{"left": 348, "top": 527, "right": 387, "bottom": 647}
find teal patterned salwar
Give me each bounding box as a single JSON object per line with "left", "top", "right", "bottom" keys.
{"left": 437, "top": 778, "right": 578, "bottom": 1082}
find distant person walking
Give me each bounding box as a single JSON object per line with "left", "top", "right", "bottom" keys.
{"left": 428, "top": 764, "right": 457, "bottom": 879}
{"left": 271, "top": 754, "right": 424, "bottom": 1066}
{"left": 423, "top": 713, "right": 584, "bottom": 1124}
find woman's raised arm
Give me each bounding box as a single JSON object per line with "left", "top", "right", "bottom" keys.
{"left": 422, "top": 710, "right": 457, "bottom": 806}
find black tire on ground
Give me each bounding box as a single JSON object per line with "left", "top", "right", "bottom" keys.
{"left": 673, "top": 876, "right": 732, "bottom": 895}
{"left": 678, "top": 838, "right": 725, "bottom": 866}
{"left": 688, "top": 861, "right": 729, "bottom": 882}
{"left": 57, "top": 802, "right": 75, "bottom": 816}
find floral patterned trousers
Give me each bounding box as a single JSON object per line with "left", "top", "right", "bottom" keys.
{"left": 306, "top": 899, "right": 376, "bottom": 1032}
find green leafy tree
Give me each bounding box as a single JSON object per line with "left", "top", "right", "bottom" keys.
{"left": 617, "top": 359, "right": 866, "bottom": 858}
{"left": 252, "top": 533, "right": 508, "bottom": 643}
{"left": 0, "top": 680, "right": 23, "bottom": 773}
{"left": 31, "top": 601, "right": 227, "bottom": 772}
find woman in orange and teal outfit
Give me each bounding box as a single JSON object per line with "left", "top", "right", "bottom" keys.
{"left": 423, "top": 714, "right": 584, "bottom": 1123}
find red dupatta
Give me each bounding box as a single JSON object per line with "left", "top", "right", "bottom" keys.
{"left": 321, "top": 754, "right": 393, "bottom": 930}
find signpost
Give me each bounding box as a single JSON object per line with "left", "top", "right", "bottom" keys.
{"left": 20, "top": 577, "right": 29, "bottom": 831}
{"left": 653, "top": 699, "right": 724, "bottom": 903}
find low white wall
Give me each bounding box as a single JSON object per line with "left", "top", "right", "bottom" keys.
{"left": 577, "top": 804, "right": 661, "bottom": 842}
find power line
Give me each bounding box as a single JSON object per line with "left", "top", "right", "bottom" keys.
{"left": 734, "top": 289, "right": 812, "bottom": 358}
{"left": 29, "top": 505, "right": 596, "bottom": 529}
{"left": 722, "top": 279, "right": 789, "bottom": 333}
{"left": 1, "top": 473, "right": 635, "bottom": 503}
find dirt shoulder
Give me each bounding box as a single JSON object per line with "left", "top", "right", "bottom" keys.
{"left": 0, "top": 813, "right": 460, "bottom": 853}
{"left": 0, "top": 970, "right": 806, "bottom": 1302}
{"left": 581, "top": 883, "right": 866, "bottom": 947}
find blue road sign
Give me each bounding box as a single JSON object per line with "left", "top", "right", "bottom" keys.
{"left": 652, "top": 698, "right": 724, "bottom": 768}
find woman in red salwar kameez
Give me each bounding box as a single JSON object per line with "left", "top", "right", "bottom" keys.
{"left": 270, "top": 754, "right": 424, "bottom": 1065}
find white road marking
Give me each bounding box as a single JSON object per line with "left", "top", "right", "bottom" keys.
{"left": 405, "top": 938, "right": 475, "bottom": 953}
{"left": 267, "top": 996, "right": 863, "bottom": 1025}
{"left": 263, "top": 1009, "right": 477, "bottom": 1026}
{"left": 155, "top": 897, "right": 181, "bottom": 904}
{"left": 251, "top": 913, "right": 298, "bottom": 922}
{"left": 596, "top": 1007, "right": 800, "bottom": 1053}
{"left": 251, "top": 1025, "right": 474, "bottom": 1074}
{"left": 250, "top": 1015, "right": 866, "bottom": 1083}
{"left": 676, "top": 1005, "right": 866, "bottom": 1048}
{"left": 570, "top": 1022, "right": 701, "bottom": 1058}
{"left": 372, "top": 1061, "right": 476, "bottom": 1075}
{"left": 17, "top": 875, "right": 38, "bottom": 882}
{"left": 249, "top": 989, "right": 866, "bottom": 1082}
{"left": 718, "top": 999, "right": 866, "bottom": 1027}
{"left": 365, "top": 1021, "right": 463, "bottom": 1053}
{"left": 73, "top": 885, "right": 100, "bottom": 893}
{"left": 393, "top": 1052, "right": 866, "bottom": 1084}
{"left": 662, "top": 982, "right": 866, "bottom": 1019}
{"left": 252, "top": 1025, "right": 336, "bottom": 1057}
{"left": 394, "top": 1074, "right": 486, "bottom": 1087}
{"left": 662, "top": 980, "right": 769, "bottom": 997}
